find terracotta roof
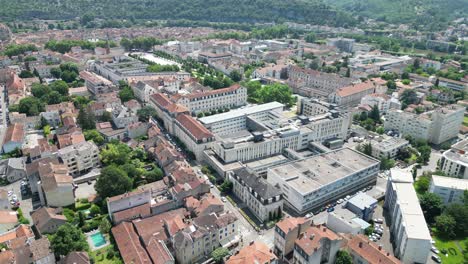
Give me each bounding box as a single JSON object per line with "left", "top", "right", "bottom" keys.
{"left": 112, "top": 222, "right": 152, "bottom": 264}
{"left": 164, "top": 215, "right": 186, "bottom": 237}
{"left": 276, "top": 217, "right": 308, "bottom": 234}
{"left": 175, "top": 114, "right": 213, "bottom": 141}
{"left": 173, "top": 84, "right": 242, "bottom": 100}
{"left": 29, "top": 237, "right": 53, "bottom": 262}
{"left": 146, "top": 238, "right": 173, "bottom": 264}
{"left": 31, "top": 207, "right": 67, "bottom": 232}
{"left": 38, "top": 161, "right": 73, "bottom": 192}
{"left": 112, "top": 203, "right": 151, "bottom": 224}
{"left": 0, "top": 250, "right": 15, "bottom": 264}
{"left": 97, "top": 122, "right": 112, "bottom": 130}
{"left": 336, "top": 81, "right": 375, "bottom": 97}
{"left": 345, "top": 234, "right": 401, "bottom": 264}
{"left": 57, "top": 131, "right": 85, "bottom": 149}
{"left": 184, "top": 196, "right": 200, "bottom": 210}
{"left": 3, "top": 123, "right": 24, "bottom": 144}
{"left": 6, "top": 74, "right": 24, "bottom": 92}
{"left": 150, "top": 93, "right": 172, "bottom": 108}
{"left": 132, "top": 208, "right": 187, "bottom": 245}
{"left": 0, "top": 210, "right": 17, "bottom": 224}
{"left": 62, "top": 251, "right": 90, "bottom": 264}
{"left": 195, "top": 195, "right": 223, "bottom": 215}
{"left": 107, "top": 189, "right": 146, "bottom": 203}
{"left": 226, "top": 241, "right": 277, "bottom": 264}
{"left": 294, "top": 225, "right": 341, "bottom": 256}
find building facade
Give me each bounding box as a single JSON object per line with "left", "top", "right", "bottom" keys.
{"left": 429, "top": 175, "right": 468, "bottom": 204}
{"left": 57, "top": 141, "right": 99, "bottom": 177}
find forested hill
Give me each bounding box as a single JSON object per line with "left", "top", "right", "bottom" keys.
{"left": 324, "top": 0, "right": 468, "bottom": 30}
{"left": 0, "top": 0, "right": 356, "bottom": 27}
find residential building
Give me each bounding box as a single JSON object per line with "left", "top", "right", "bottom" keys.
{"left": 429, "top": 175, "right": 468, "bottom": 204}
{"left": 130, "top": 80, "right": 158, "bottom": 103}
{"left": 0, "top": 210, "right": 18, "bottom": 233}
{"left": 274, "top": 217, "right": 312, "bottom": 259}
{"left": 0, "top": 158, "right": 27, "bottom": 183}
{"left": 384, "top": 104, "right": 464, "bottom": 144}
{"left": 287, "top": 65, "right": 354, "bottom": 98}
{"left": 61, "top": 251, "right": 91, "bottom": 264}
{"left": 40, "top": 111, "right": 61, "bottom": 127}
{"left": 360, "top": 93, "right": 401, "bottom": 114}
{"left": 149, "top": 93, "right": 190, "bottom": 134}
{"left": 31, "top": 207, "right": 67, "bottom": 234}
{"left": 345, "top": 193, "right": 377, "bottom": 221}
{"left": 57, "top": 141, "right": 99, "bottom": 177}
{"left": 229, "top": 168, "right": 283, "bottom": 223}
{"left": 127, "top": 122, "right": 148, "bottom": 139}
{"left": 107, "top": 189, "right": 151, "bottom": 224}
{"left": 79, "top": 70, "right": 114, "bottom": 95}
{"left": 173, "top": 114, "right": 215, "bottom": 160}
{"left": 437, "top": 77, "right": 468, "bottom": 92}
{"left": 2, "top": 123, "right": 24, "bottom": 153}
{"left": 226, "top": 241, "right": 278, "bottom": 264}
{"left": 368, "top": 137, "right": 409, "bottom": 159}
{"left": 293, "top": 225, "right": 343, "bottom": 264}
{"left": 268, "top": 148, "right": 380, "bottom": 214}
{"left": 37, "top": 161, "right": 75, "bottom": 207}
{"left": 327, "top": 38, "right": 355, "bottom": 53}
{"left": 328, "top": 81, "right": 375, "bottom": 108}
{"left": 343, "top": 234, "right": 401, "bottom": 264}
{"left": 383, "top": 168, "right": 431, "bottom": 264}
{"left": 173, "top": 212, "right": 238, "bottom": 264}
{"left": 439, "top": 139, "right": 468, "bottom": 179}
{"left": 112, "top": 106, "right": 138, "bottom": 129}
{"left": 112, "top": 221, "right": 152, "bottom": 264}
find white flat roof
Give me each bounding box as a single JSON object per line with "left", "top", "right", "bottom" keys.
{"left": 199, "top": 102, "right": 284, "bottom": 125}
{"left": 432, "top": 175, "right": 468, "bottom": 190}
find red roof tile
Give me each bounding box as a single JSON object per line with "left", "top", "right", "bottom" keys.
{"left": 175, "top": 114, "right": 213, "bottom": 141}
{"left": 112, "top": 222, "right": 152, "bottom": 264}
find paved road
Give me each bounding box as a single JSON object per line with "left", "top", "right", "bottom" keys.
{"left": 0, "top": 180, "right": 34, "bottom": 222}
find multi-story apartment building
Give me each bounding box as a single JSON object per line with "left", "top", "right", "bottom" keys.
{"left": 173, "top": 212, "right": 238, "bottom": 264}
{"left": 437, "top": 77, "right": 468, "bottom": 92}
{"left": 328, "top": 81, "right": 375, "bottom": 108}
{"left": 368, "top": 137, "right": 409, "bottom": 159}
{"left": 343, "top": 234, "right": 401, "bottom": 264}
{"left": 130, "top": 80, "right": 159, "bottom": 103}
{"left": 170, "top": 84, "right": 247, "bottom": 114}
{"left": 107, "top": 189, "right": 152, "bottom": 224}
{"left": 173, "top": 114, "right": 215, "bottom": 160}
{"left": 439, "top": 139, "right": 468, "bottom": 179}
{"left": 384, "top": 168, "right": 431, "bottom": 264}
{"left": 430, "top": 175, "right": 468, "bottom": 204}
{"left": 229, "top": 168, "right": 283, "bottom": 223}
{"left": 267, "top": 148, "right": 380, "bottom": 214}
{"left": 287, "top": 65, "right": 354, "bottom": 98}
{"left": 274, "top": 217, "right": 311, "bottom": 260}
{"left": 37, "top": 161, "right": 75, "bottom": 208}
{"left": 57, "top": 141, "right": 99, "bottom": 177}
{"left": 79, "top": 70, "right": 114, "bottom": 95}
{"left": 360, "top": 93, "right": 401, "bottom": 114}
{"left": 293, "top": 225, "right": 343, "bottom": 264}
{"left": 384, "top": 104, "right": 464, "bottom": 144}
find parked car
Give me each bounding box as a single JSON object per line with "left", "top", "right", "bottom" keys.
{"left": 431, "top": 246, "right": 440, "bottom": 254}
{"left": 221, "top": 197, "right": 227, "bottom": 203}
{"left": 374, "top": 218, "right": 383, "bottom": 224}
{"left": 431, "top": 255, "right": 441, "bottom": 263}
{"left": 337, "top": 199, "right": 344, "bottom": 204}
{"left": 327, "top": 207, "right": 335, "bottom": 213}
{"left": 7, "top": 191, "right": 12, "bottom": 197}
{"left": 305, "top": 213, "right": 314, "bottom": 218}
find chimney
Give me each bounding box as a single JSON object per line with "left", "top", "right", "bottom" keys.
{"left": 387, "top": 253, "right": 390, "bottom": 256}
{"left": 378, "top": 245, "right": 382, "bottom": 250}
{"left": 358, "top": 242, "right": 363, "bottom": 248}
{"left": 309, "top": 234, "right": 315, "bottom": 240}
{"left": 249, "top": 241, "right": 254, "bottom": 246}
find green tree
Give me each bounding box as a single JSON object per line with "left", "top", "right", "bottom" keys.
{"left": 305, "top": 33, "right": 317, "bottom": 43}
{"left": 84, "top": 129, "right": 105, "bottom": 145}
{"left": 99, "top": 218, "right": 112, "bottom": 234}
{"left": 380, "top": 157, "right": 396, "bottom": 170}
{"left": 369, "top": 105, "right": 380, "bottom": 123}
{"left": 229, "top": 70, "right": 242, "bottom": 82}
{"left": 335, "top": 250, "right": 352, "bottom": 264}
{"left": 136, "top": 106, "right": 157, "bottom": 122}
{"left": 254, "top": 83, "right": 294, "bottom": 106}
{"left": 100, "top": 142, "right": 132, "bottom": 165}
{"left": 95, "top": 165, "right": 133, "bottom": 199}
{"left": 219, "top": 180, "right": 233, "bottom": 193}
{"left": 18, "top": 97, "right": 44, "bottom": 116}
{"left": 444, "top": 203, "right": 468, "bottom": 237}
{"left": 400, "top": 89, "right": 418, "bottom": 109}
{"left": 357, "top": 142, "right": 372, "bottom": 156}
{"left": 19, "top": 70, "right": 34, "bottom": 78}
{"left": 51, "top": 223, "right": 88, "bottom": 257}
{"left": 77, "top": 108, "right": 96, "bottom": 130}
{"left": 376, "top": 127, "right": 384, "bottom": 134}
{"left": 419, "top": 192, "right": 444, "bottom": 224}
{"left": 386, "top": 80, "right": 396, "bottom": 90}
{"left": 144, "top": 168, "right": 163, "bottom": 183}
{"left": 435, "top": 214, "right": 456, "bottom": 239}
{"left": 49, "top": 80, "right": 69, "bottom": 96}
{"left": 50, "top": 67, "right": 62, "bottom": 79}
{"left": 211, "top": 247, "right": 229, "bottom": 263}
{"left": 89, "top": 204, "right": 101, "bottom": 216}
{"left": 415, "top": 175, "right": 431, "bottom": 194}
{"left": 119, "top": 86, "right": 135, "bottom": 102}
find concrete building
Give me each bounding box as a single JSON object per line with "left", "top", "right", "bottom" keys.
{"left": 79, "top": 70, "right": 114, "bottom": 95}
{"left": 429, "top": 175, "right": 468, "bottom": 204}
{"left": 383, "top": 168, "right": 431, "bottom": 264}
{"left": 440, "top": 139, "right": 468, "bottom": 179}
{"left": 267, "top": 148, "right": 380, "bottom": 214}
{"left": 368, "top": 137, "right": 409, "bottom": 159}
{"left": 40, "top": 111, "right": 61, "bottom": 128}
{"left": 326, "top": 208, "right": 371, "bottom": 235}
{"left": 384, "top": 104, "right": 464, "bottom": 144}
{"left": 107, "top": 189, "right": 151, "bottom": 224}
{"left": 171, "top": 84, "right": 247, "bottom": 114}
{"left": 346, "top": 193, "right": 377, "bottom": 221}
{"left": 274, "top": 217, "right": 312, "bottom": 260}
{"left": 437, "top": 77, "right": 468, "bottom": 92}
{"left": 229, "top": 168, "right": 283, "bottom": 223}
{"left": 173, "top": 114, "right": 215, "bottom": 160}
{"left": 57, "top": 141, "right": 99, "bottom": 177}
{"left": 327, "top": 38, "right": 355, "bottom": 53}
{"left": 328, "top": 81, "right": 375, "bottom": 108}
{"left": 360, "top": 93, "right": 401, "bottom": 114}
{"left": 130, "top": 80, "right": 159, "bottom": 103}
{"left": 343, "top": 234, "right": 401, "bottom": 264}
{"left": 293, "top": 225, "right": 343, "bottom": 264}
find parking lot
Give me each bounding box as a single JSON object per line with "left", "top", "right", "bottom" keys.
{"left": 0, "top": 180, "right": 34, "bottom": 222}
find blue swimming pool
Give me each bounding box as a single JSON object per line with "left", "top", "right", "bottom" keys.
{"left": 90, "top": 232, "right": 106, "bottom": 248}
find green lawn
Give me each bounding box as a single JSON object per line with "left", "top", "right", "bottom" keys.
{"left": 89, "top": 244, "right": 123, "bottom": 264}
{"left": 433, "top": 236, "right": 467, "bottom": 264}
{"left": 463, "top": 116, "right": 468, "bottom": 127}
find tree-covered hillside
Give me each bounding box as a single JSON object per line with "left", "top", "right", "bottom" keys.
{"left": 324, "top": 0, "right": 467, "bottom": 30}
{"left": 0, "top": 0, "right": 356, "bottom": 27}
